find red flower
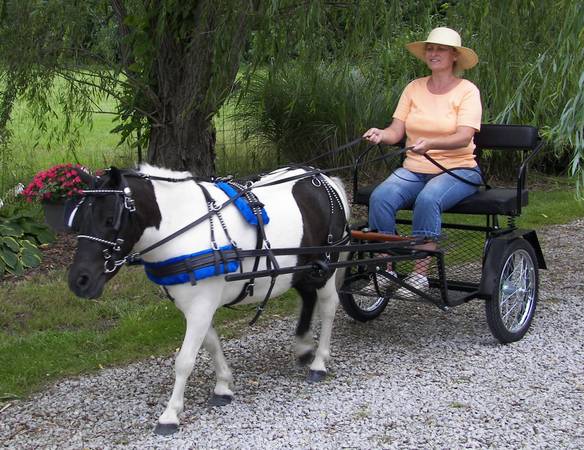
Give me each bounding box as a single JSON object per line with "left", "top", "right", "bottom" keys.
{"left": 21, "top": 163, "right": 91, "bottom": 203}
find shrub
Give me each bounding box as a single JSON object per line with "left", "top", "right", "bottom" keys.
{"left": 0, "top": 203, "right": 54, "bottom": 277}
{"left": 232, "top": 61, "right": 400, "bottom": 169}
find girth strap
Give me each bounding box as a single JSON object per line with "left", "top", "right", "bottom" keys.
{"left": 143, "top": 245, "right": 240, "bottom": 286}
{"left": 223, "top": 181, "right": 275, "bottom": 310}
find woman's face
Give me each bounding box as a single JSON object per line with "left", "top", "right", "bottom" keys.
{"left": 424, "top": 44, "right": 457, "bottom": 73}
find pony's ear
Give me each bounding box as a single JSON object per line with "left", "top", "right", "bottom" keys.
{"left": 107, "top": 166, "right": 122, "bottom": 187}
{"left": 75, "top": 166, "right": 96, "bottom": 188}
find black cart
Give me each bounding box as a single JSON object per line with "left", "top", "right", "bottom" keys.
{"left": 339, "top": 124, "right": 546, "bottom": 343}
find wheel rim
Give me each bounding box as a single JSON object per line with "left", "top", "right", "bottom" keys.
{"left": 498, "top": 249, "right": 536, "bottom": 333}
{"left": 356, "top": 292, "right": 386, "bottom": 312}
{"left": 350, "top": 273, "right": 386, "bottom": 312}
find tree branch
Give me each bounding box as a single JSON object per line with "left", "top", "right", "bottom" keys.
{"left": 110, "top": 0, "right": 135, "bottom": 70}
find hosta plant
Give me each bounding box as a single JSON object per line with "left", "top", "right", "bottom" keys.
{"left": 0, "top": 207, "right": 54, "bottom": 277}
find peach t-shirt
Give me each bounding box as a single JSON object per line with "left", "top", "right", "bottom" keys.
{"left": 393, "top": 76, "right": 482, "bottom": 174}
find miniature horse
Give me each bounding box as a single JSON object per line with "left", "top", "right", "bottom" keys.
{"left": 67, "top": 164, "right": 350, "bottom": 435}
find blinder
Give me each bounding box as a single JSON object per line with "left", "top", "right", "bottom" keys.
{"left": 64, "top": 196, "right": 86, "bottom": 232}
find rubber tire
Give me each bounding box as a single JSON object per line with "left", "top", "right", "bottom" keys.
{"left": 339, "top": 251, "right": 390, "bottom": 322}
{"left": 485, "top": 238, "right": 538, "bottom": 343}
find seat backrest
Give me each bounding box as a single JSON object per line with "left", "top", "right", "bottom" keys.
{"left": 393, "top": 124, "right": 539, "bottom": 150}
{"left": 474, "top": 124, "right": 539, "bottom": 150}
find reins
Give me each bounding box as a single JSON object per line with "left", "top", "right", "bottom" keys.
{"left": 421, "top": 151, "right": 490, "bottom": 189}
{"left": 78, "top": 137, "right": 485, "bottom": 269}
{"left": 301, "top": 137, "right": 363, "bottom": 165}
{"left": 75, "top": 137, "right": 486, "bottom": 303}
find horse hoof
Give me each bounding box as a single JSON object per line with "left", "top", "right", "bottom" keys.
{"left": 154, "top": 422, "right": 179, "bottom": 436}
{"left": 307, "top": 370, "right": 327, "bottom": 383}
{"left": 208, "top": 394, "right": 233, "bottom": 407}
{"left": 297, "top": 352, "right": 314, "bottom": 366}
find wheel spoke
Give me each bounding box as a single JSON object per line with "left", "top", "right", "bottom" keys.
{"left": 502, "top": 294, "right": 523, "bottom": 327}
{"left": 497, "top": 248, "right": 536, "bottom": 333}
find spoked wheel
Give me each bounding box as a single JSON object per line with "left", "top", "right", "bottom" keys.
{"left": 339, "top": 251, "right": 391, "bottom": 322}
{"left": 486, "top": 239, "right": 538, "bottom": 343}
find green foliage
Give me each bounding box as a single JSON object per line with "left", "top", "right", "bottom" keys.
{"left": 0, "top": 205, "right": 54, "bottom": 277}
{"left": 234, "top": 0, "right": 583, "bottom": 185}
{"left": 451, "top": 0, "right": 584, "bottom": 180}
{"left": 0, "top": 0, "right": 582, "bottom": 184}
{"left": 0, "top": 0, "right": 263, "bottom": 176}
{"left": 232, "top": 61, "right": 393, "bottom": 166}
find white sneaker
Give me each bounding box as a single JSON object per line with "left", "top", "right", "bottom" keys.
{"left": 394, "top": 273, "right": 429, "bottom": 300}
{"left": 364, "top": 271, "right": 397, "bottom": 295}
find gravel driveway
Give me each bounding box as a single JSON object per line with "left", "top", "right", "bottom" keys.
{"left": 1, "top": 220, "right": 583, "bottom": 449}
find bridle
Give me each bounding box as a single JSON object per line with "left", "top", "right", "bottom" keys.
{"left": 75, "top": 174, "right": 137, "bottom": 274}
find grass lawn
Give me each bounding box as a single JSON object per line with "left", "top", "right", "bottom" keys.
{"left": 3, "top": 95, "right": 134, "bottom": 194}
{"left": 1, "top": 90, "right": 274, "bottom": 194}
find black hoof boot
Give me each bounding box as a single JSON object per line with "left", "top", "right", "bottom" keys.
{"left": 297, "top": 352, "right": 314, "bottom": 366}
{"left": 154, "top": 422, "right": 179, "bottom": 436}
{"left": 307, "top": 370, "right": 327, "bottom": 383}
{"left": 208, "top": 394, "right": 233, "bottom": 407}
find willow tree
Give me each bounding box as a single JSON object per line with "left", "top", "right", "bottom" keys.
{"left": 2, "top": 1, "right": 582, "bottom": 184}
{"left": 0, "top": 0, "right": 449, "bottom": 179}
{"left": 0, "top": 0, "right": 261, "bottom": 176}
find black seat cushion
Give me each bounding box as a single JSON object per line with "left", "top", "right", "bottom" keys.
{"left": 355, "top": 184, "right": 528, "bottom": 216}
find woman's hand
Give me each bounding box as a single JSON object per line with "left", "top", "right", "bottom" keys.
{"left": 362, "top": 128, "right": 384, "bottom": 145}
{"left": 411, "top": 138, "right": 432, "bottom": 154}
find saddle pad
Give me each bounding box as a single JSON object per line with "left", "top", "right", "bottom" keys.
{"left": 215, "top": 182, "right": 269, "bottom": 226}
{"left": 143, "top": 245, "right": 240, "bottom": 286}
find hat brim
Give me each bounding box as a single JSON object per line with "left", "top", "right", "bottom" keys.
{"left": 406, "top": 41, "right": 478, "bottom": 70}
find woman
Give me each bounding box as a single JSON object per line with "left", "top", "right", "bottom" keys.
{"left": 362, "top": 27, "right": 482, "bottom": 297}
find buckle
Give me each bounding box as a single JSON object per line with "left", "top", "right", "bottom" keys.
{"left": 113, "top": 238, "right": 124, "bottom": 252}
{"left": 246, "top": 282, "right": 255, "bottom": 293}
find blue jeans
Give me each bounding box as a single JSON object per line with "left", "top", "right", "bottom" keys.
{"left": 368, "top": 167, "right": 483, "bottom": 238}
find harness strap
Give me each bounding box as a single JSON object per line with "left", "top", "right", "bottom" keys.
{"left": 316, "top": 173, "right": 347, "bottom": 261}
{"left": 143, "top": 246, "right": 240, "bottom": 281}
{"left": 129, "top": 186, "right": 249, "bottom": 261}
{"left": 249, "top": 276, "right": 277, "bottom": 326}
{"left": 225, "top": 182, "right": 270, "bottom": 307}
{"left": 200, "top": 184, "right": 237, "bottom": 284}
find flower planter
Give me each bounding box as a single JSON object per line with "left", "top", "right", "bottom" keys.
{"left": 42, "top": 201, "right": 69, "bottom": 233}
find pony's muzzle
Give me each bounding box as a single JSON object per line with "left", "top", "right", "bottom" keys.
{"left": 68, "top": 267, "right": 105, "bottom": 299}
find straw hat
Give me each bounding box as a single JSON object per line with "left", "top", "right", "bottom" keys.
{"left": 405, "top": 27, "right": 478, "bottom": 70}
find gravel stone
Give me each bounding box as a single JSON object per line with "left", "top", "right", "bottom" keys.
{"left": 1, "top": 219, "right": 583, "bottom": 449}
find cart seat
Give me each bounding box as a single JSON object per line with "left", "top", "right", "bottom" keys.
{"left": 354, "top": 185, "right": 528, "bottom": 216}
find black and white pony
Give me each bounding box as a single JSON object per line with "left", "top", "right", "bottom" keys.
{"left": 67, "top": 164, "right": 350, "bottom": 434}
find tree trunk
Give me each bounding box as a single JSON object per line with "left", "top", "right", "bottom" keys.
{"left": 142, "top": 1, "right": 254, "bottom": 177}
{"left": 148, "top": 110, "right": 216, "bottom": 176}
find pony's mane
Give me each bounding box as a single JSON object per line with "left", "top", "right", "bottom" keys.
{"left": 137, "top": 163, "right": 194, "bottom": 179}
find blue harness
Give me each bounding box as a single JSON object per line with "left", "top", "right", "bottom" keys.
{"left": 143, "top": 245, "right": 240, "bottom": 286}
{"left": 216, "top": 182, "right": 269, "bottom": 226}
{"left": 143, "top": 182, "right": 269, "bottom": 286}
